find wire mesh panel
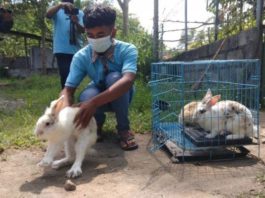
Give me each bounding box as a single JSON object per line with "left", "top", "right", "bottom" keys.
{"left": 149, "top": 60, "right": 260, "bottom": 153}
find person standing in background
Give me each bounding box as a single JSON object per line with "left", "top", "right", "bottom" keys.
{"left": 46, "top": 0, "right": 85, "bottom": 89}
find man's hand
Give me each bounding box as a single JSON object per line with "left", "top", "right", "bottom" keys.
{"left": 70, "top": 15, "right": 85, "bottom": 33}
{"left": 60, "top": 2, "right": 74, "bottom": 11}
{"left": 74, "top": 101, "right": 97, "bottom": 129}
{"left": 46, "top": 2, "right": 73, "bottom": 18}
{"left": 70, "top": 15, "right": 78, "bottom": 24}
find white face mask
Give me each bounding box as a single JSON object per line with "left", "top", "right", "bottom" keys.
{"left": 88, "top": 35, "right": 112, "bottom": 53}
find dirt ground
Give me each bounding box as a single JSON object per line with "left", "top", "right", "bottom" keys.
{"left": 1, "top": 114, "right": 265, "bottom": 198}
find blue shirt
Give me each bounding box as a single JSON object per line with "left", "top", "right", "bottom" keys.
{"left": 51, "top": 9, "right": 84, "bottom": 54}
{"left": 65, "top": 40, "right": 138, "bottom": 88}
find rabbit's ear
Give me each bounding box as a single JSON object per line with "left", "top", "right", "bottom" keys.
{"left": 208, "top": 95, "right": 221, "bottom": 106}
{"left": 50, "top": 95, "right": 65, "bottom": 116}
{"left": 202, "top": 89, "right": 212, "bottom": 102}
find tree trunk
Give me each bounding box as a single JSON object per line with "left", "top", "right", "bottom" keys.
{"left": 117, "top": 0, "right": 129, "bottom": 36}
{"left": 123, "top": 1, "right": 129, "bottom": 36}
{"left": 256, "top": 0, "right": 265, "bottom": 106}
{"left": 40, "top": 0, "right": 47, "bottom": 74}
{"left": 184, "top": 0, "right": 188, "bottom": 51}
{"left": 153, "top": 0, "right": 159, "bottom": 61}
{"left": 214, "top": 0, "right": 219, "bottom": 41}
{"left": 41, "top": 25, "right": 47, "bottom": 74}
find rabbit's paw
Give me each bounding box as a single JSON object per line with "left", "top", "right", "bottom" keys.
{"left": 51, "top": 158, "right": 71, "bottom": 169}
{"left": 51, "top": 160, "right": 62, "bottom": 169}
{"left": 225, "top": 135, "right": 233, "bottom": 140}
{"left": 226, "top": 134, "right": 244, "bottom": 140}
{"left": 205, "top": 133, "right": 216, "bottom": 139}
{"left": 37, "top": 159, "right": 52, "bottom": 167}
{"left": 66, "top": 166, "right": 82, "bottom": 178}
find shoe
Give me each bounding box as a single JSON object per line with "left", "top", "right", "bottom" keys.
{"left": 118, "top": 131, "right": 138, "bottom": 151}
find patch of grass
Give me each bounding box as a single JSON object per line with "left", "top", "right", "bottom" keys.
{"left": 236, "top": 173, "right": 265, "bottom": 197}
{"left": 257, "top": 172, "right": 265, "bottom": 184}
{"left": 0, "top": 74, "right": 151, "bottom": 149}
{"left": 261, "top": 98, "right": 265, "bottom": 111}
{"left": 130, "top": 80, "right": 152, "bottom": 133}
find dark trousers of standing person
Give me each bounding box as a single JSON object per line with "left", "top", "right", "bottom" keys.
{"left": 55, "top": 53, "right": 74, "bottom": 89}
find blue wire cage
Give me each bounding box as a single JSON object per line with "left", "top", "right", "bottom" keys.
{"left": 149, "top": 60, "right": 260, "bottom": 154}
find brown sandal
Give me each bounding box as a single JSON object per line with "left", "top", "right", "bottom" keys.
{"left": 119, "top": 132, "right": 138, "bottom": 151}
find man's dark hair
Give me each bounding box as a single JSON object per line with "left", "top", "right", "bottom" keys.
{"left": 83, "top": 5, "right": 116, "bottom": 29}
{"left": 62, "top": 0, "right": 74, "bottom": 3}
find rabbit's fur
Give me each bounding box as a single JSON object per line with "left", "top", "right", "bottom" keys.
{"left": 34, "top": 95, "right": 97, "bottom": 178}
{"left": 178, "top": 101, "right": 199, "bottom": 125}
{"left": 192, "top": 89, "right": 257, "bottom": 140}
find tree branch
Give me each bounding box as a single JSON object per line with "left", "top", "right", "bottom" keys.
{"left": 117, "top": 0, "right": 124, "bottom": 9}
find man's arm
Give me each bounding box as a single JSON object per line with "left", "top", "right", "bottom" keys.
{"left": 74, "top": 72, "right": 136, "bottom": 128}
{"left": 60, "top": 86, "right": 77, "bottom": 107}
{"left": 92, "top": 72, "right": 135, "bottom": 107}
{"left": 46, "top": 2, "right": 73, "bottom": 18}
{"left": 46, "top": 3, "right": 62, "bottom": 18}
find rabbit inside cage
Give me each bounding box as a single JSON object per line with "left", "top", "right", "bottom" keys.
{"left": 150, "top": 60, "right": 260, "bottom": 151}
{"left": 179, "top": 88, "right": 258, "bottom": 140}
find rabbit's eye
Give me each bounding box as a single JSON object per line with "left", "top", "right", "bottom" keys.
{"left": 199, "top": 109, "right": 206, "bottom": 114}
{"left": 45, "top": 122, "right": 50, "bottom": 126}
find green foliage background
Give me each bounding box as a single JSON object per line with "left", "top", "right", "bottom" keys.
{"left": 178, "top": 0, "right": 258, "bottom": 50}
{"left": 0, "top": 0, "right": 154, "bottom": 78}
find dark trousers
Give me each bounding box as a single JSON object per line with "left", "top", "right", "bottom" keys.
{"left": 55, "top": 53, "right": 74, "bottom": 89}
{"left": 79, "top": 72, "right": 134, "bottom": 134}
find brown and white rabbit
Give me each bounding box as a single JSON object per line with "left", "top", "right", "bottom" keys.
{"left": 192, "top": 89, "right": 257, "bottom": 140}
{"left": 34, "top": 95, "right": 97, "bottom": 178}
{"left": 178, "top": 101, "right": 200, "bottom": 125}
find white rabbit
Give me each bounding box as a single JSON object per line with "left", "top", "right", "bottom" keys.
{"left": 34, "top": 95, "right": 97, "bottom": 178}
{"left": 192, "top": 89, "right": 257, "bottom": 140}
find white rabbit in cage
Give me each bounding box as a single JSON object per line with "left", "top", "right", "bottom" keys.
{"left": 192, "top": 89, "right": 258, "bottom": 140}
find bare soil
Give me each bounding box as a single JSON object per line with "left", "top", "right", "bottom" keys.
{"left": 1, "top": 114, "right": 265, "bottom": 198}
